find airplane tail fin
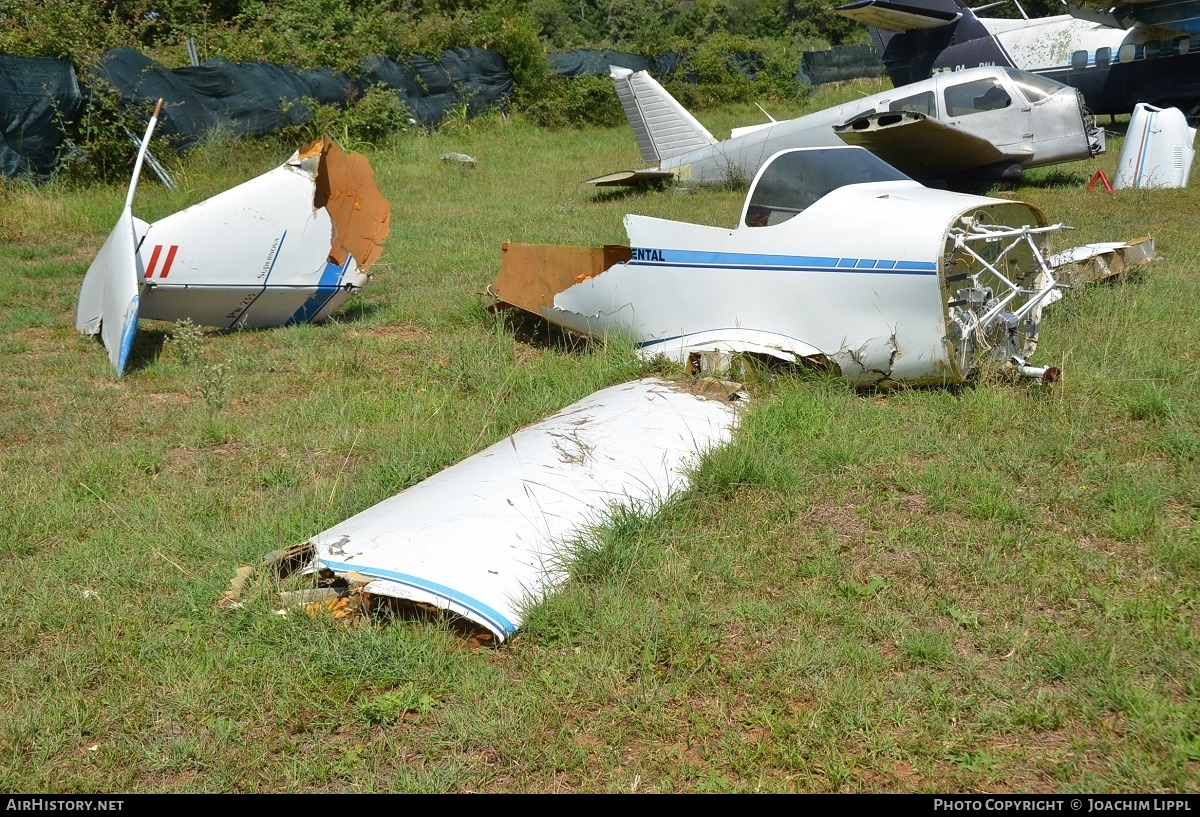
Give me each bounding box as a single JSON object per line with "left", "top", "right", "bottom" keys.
{"left": 836, "top": 0, "right": 993, "bottom": 87}
{"left": 609, "top": 66, "right": 717, "bottom": 165}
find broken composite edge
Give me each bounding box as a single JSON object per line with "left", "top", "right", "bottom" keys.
{"left": 76, "top": 132, "right": 391, "bottom": 376}
{"left": 1046, "top": 235, "right": 1157, "bottom": 289}
{"left": 298, "top": 378, "right": 741, "bottom": 644}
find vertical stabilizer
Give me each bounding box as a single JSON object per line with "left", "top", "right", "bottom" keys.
{"left": 610, "top": 66, "right": 717, "bottom": 165}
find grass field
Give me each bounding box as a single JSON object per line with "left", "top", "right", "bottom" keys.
{"left": 1, "top": 78, "right": 1198, "bottom": 793}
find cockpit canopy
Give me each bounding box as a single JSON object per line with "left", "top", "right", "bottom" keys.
{"left": 743, "top": 147, "right": 912, "bottom": 228}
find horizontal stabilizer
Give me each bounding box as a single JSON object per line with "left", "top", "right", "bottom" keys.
{"left": 836, "top": 0, "right": 962, "bottom": 30}
{"left": 585, "top": 168, "right": 677, "bottom": 186}
{"left": 834, "top": 110, "right": 1031, "bottom": 176}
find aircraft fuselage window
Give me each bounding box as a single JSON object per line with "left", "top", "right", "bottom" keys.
{"left": 944, "top": 79, "right": 1012, "bottom": 117}
{"left": 1175, "top": 36, "right": 1190, "bottom": 56}
{"left": 888, "top": 90, "right": 935, "bottom": 116}
{"left": 1118, "top": 43, "right": 1137, "bottom": 63}
{"left": 1071, "top": 50, "right": 1088, "bottom": 69}
{"left": 1096, "top": 47, "right": 1112, "bottom": 66}
{"left": 1145, "top": 40, "right": 1161, "bottom": 58}
{"left": 1005, "top": 68, "right": 1064, "bottom": 103}
{"left": 743, "top": 148, "right": 910, "bottom": 228}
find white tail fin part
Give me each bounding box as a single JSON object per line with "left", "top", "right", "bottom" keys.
{"left": 610, "top": 66, "right": 717, "bottom": 164}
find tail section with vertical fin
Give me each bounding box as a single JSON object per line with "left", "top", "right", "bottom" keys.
{"left": 609, "top": 66, "right": 717, "bottom": 165}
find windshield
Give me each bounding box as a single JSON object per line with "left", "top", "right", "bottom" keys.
{"left": 1002, "top": 67, "right": 1067, "bottom": 104}
{"left": 745, "top": 147, "right": 911, "bottom": 228}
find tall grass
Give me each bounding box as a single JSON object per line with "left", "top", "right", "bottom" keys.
{"left": 0, "top": 81, "right": 1197, "bottom": 793}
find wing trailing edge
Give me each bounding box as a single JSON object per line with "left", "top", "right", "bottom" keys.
{"left": 836, "top": 0, "right": 963, "bottom": 30}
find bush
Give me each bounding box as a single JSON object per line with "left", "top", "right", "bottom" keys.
{"left": 522, "top": 74, "right": 625, "bottom": 128}
{"left": 664, "top": 33, "right": 808, "bottom": 109}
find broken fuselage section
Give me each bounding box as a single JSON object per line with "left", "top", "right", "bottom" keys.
{"left": 77, "top": 134, "right": 391, "bottom": 377}
{"left": 493, "top": 146, "right": 1066, "bottom": 388}
{"left": 135, "top": 135, "right": 390, "bottom": 330}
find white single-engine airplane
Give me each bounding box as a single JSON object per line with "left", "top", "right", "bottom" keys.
{"left": 836, "top": 0, "right": 1200, "bottom": 116}
{"left": 588, "top": 64, "right": 1104, "bottom": 191}
{"left": 512, "top": 145, "right": 1071, "bottom": 388}
{"left": 77, "top": 126, "right": 390, "bottom": 377}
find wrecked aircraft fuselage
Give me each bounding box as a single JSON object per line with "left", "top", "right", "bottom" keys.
{"left": 135, "top": 135, "right": 390, "bottom": 330}
{"left": 77, "top": 133, "right": 390, "bottom": 376}
{"left": 493, "top": 146, "right": 1066, "bottom": 388}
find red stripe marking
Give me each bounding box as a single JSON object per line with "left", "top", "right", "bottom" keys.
{"left": 145, "top": 244, "right": 163, "bottom": 279}
{"left": 160, "top": 245, "right": 179, "bottom": 279}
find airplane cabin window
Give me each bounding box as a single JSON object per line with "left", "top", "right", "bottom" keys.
{"left": 1006, "top": 69, "right": 1065, "bottom": 103}
{"left": 1071, "top": 50, "right": 1088, "bottom": 69}
{"left": 1145, "top": 40, "right": 1161, "bottom": 58}
{"left": 888, "top": 90, "right": 935, "bottom": 116}
{"left": 1175, "top": 36, "right": 1190, "bottom": 56}
{"left": 1119, "top": 43, "right": 1137, "bottom": 63}
{"left": 1096, "top": 47, "right": 1112, "bottom": 66}
{"left": 744, "top": 148, "right": 910, "bottom": 228}
{"left": 944, "top": 79, "right": 1012, "bottom": 117}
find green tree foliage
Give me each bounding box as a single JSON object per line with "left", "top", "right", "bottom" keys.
{"left": 0, "top": 0, "right": 827, "bottom": 181}
{"left": 665, "top": 31, "right": 809, "bottom": 108}
{"left": 522, "top": 0, "right": 868, "bottom": 50}
{"left": 0, "top": 0, "right": 867, "bottom": 67}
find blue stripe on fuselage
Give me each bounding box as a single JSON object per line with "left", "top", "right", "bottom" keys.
{"left": 287, "top": 256, "right": 348, "bottom": 326}
{"left": 626, "top": 248, "right": 936, "bottom": 274}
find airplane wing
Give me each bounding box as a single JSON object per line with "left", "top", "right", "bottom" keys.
{"left": 833, "top": 111, "right": 1033, "bottom": 178}
{"left": 1067, "top": 0, "right": 1200, "bottom": 33}
{"left": 835, "top": 0, "right": 963, "bottom": 30}
{"left": 585, "top": 168, "right": 676, "bottom": 186}
{"left": 303, "top": 377, "right": 739, "bottom": 643}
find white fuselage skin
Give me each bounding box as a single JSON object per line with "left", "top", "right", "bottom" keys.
{"left": 544, "top": 163, "right": 1046, "bottom": 387}
{"left": 659, "top": 66, "right": 1093, "bottom": 184}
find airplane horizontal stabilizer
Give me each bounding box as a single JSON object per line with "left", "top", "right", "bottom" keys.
{"left": 834, "top": 111, "right": 1032, "bottom": 177}
{"left": 585, "top": 169, "right": 676, "bottom": 187}
{"left": 836, "top": 0, "right": 963, "bottom": 30}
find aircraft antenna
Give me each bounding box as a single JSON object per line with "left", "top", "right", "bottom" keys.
{"left": 1011, "top": 0, "right": 1029, "bottom": 18}
{"left": 755, "top": 103, "right": 778, "bottom": 123}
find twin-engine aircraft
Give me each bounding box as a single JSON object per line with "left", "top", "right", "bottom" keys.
{"left": 836, "top": 0, "right": 1200, "bottom": 116}
{"left": 588, "top": 64, "right": 1104, "bottom": 191}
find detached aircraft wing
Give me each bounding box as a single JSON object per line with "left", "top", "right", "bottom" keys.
{"left": 836, "top": 0, "right": 962, "bottom": 29}
{"left": 833, "top": 110, "right": 1034, "bottom": 178}
{"left": 301, "top": 378, "right": 740, "bottom": 643}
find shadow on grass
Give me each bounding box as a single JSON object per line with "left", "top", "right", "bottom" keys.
{"left": 587, "top": 179, "right": 672, "bottom": 203}
{"left": 126, "top": 327, "right": 168, "bottom": 373}
{"left": 491, "top": 305, "right": 595, "bottom": 355}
